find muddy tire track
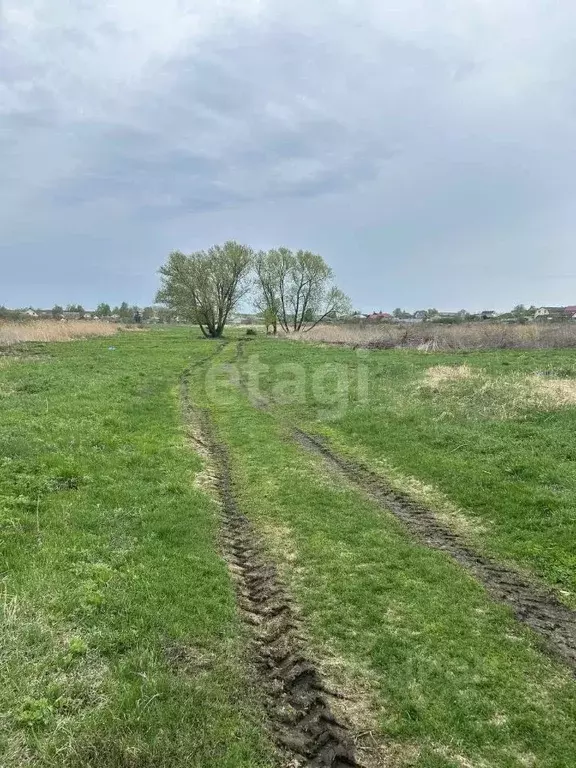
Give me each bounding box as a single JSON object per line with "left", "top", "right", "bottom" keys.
{"left": 227, "top": 344, "right": 576, "bottom": 670}
{"left": 294, "top": 429, "right": 576, "bottom": 673}
{"left": 180, "top": 373, "right": 361, "bottom": 767}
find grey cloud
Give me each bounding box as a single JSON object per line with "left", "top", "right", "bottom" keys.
{"left": 2, "top": 0, "right": 576, "bottom": 310}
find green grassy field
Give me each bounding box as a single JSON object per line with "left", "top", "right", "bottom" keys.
{"left": 2, "top": 328, "right": 576, "bottom": 767}
{"left": 0, "top": 333, "right": 275, "bottom": 767}
{"left": 243, "top": 338, "right": 576, "bottom": 602}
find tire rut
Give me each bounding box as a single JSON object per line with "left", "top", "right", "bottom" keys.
{"left": 294, "top": 429, "right": 576, "bottom": 673}
{"left": 180, "top": 370, "right": 361, "bottom": 767}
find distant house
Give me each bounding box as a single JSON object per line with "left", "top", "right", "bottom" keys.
{"left": 24, "top": 309, "right": 38, "bottom": 318}
{"left": 534, "top": 307, "right": 566, "bottom": 321}
{"left": 430, "top": 311, "right": 466, "bottom": 320}
{"left": 366, "top": 311, "right": 393, "bottom": 321}
{"left": 413, "top": 310, "right": 427, "bottom": 320}
{"left": 479, "top": 310, "right": 497, "bottom": 320}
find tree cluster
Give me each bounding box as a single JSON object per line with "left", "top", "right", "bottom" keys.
{"left": 156, "top": 241, "right": 351, "bottom": 338}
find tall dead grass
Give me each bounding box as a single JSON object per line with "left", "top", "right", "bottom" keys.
{"left": 0, "top": 320, "right": 117, "bottom": 347}
{"left": 298, "top": 322, "right": 576, "bottom": 351}
{"left": 418, "top": 364, "right": 576, "bottom": 418}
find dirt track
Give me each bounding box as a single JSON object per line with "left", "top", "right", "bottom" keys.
{"left": 180, "top": 366, "right": 361, "bottom": 767}
{"left": 232, "top": 337, "right": 576, "bottom": 672}
{"left": 294, "top": 429, "right": 576, "bottom": 673}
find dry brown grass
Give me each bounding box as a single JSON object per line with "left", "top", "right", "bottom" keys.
{"left": 532, "top": 376, "right": 576, "bottom": 407}
{"left": 298, "top": 322, "right": 576, "bottom": 351}
{"left": 0, "top": 320, "right": 117, "bottom": 346}
{"left": 419, "top": 365, "right": 576, "bottom": 419}
{"left": 423, "top": 364, "right": 476, "bottom": 386}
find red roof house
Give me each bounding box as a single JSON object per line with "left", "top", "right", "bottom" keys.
{"left": 366, "top": 311, "right": 393, "bottom": 321}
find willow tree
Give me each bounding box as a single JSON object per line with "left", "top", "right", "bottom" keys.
{"left": 255, "top": 247, "right": 351, "bottom": 332}
{"left": 253, "top": 247, "right": 292, "bottom": 334}
{"left": 156, "top": 241, "right": 253, "bottom": 338}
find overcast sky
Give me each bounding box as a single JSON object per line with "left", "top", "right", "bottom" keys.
{"left": 2, "top": 1, "right": 576, "bottom": 312}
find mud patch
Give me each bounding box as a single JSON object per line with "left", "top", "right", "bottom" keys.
{"left": 317, "top": 654, "right": 417, "bottom": 768}
{"left": 294, "top": 430, "right": 576, "bottom": 674}
{"left": 180, "top": 376, "right": 361, "bottom": 767}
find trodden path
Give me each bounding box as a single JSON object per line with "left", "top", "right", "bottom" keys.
{"left": 180, "top": 368, "right": 362, "bottom": 768}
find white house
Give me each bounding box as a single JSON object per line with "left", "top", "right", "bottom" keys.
{"left": 534, "top": 307, "right": 566, "bottom": 320}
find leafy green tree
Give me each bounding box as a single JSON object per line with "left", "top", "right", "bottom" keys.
{"left": 254, "top": 247, "right": 351, "bottom": 332}
{"left": 155, "top": 307, "right": 176, "bottom": 324}
{"left": 262, "top": 307, "right": 278, "bottom": 335}
{"left": 51, "top": 305, "right": 64, "bottom": 318}
{"left": 114, "top": 302, "right": 131, "bottom": 318}
{"left": 129, "top": 305, "right": 142, "bottom": 319}
{"left": 254, "top": 248, "right": 290, "bottom": 334}
{"left": 96, "top": 303, "right": 111, "bottom": 316}
{"left": 156, "top": 241, "right": 254, "bottom": 338}
{"left": 66, "top": 304, "right": 84, "bottom": 314}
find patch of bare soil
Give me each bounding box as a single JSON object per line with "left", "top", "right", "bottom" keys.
{"left": 294, "top": 430, "right": 576, "bottom": 674}
{"left": 180, "top": 371, "right": 361, "bottom": 767}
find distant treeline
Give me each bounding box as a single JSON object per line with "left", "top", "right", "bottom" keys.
{"left": 0, "top": 304, "right": 179, "bottom": 323}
